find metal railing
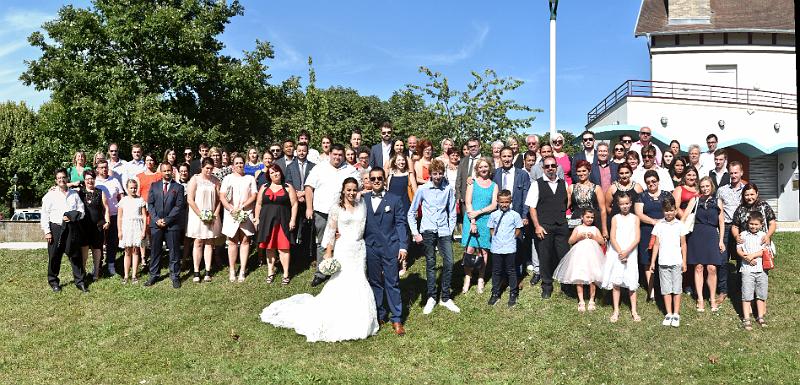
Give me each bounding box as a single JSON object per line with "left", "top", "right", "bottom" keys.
{"left": 587, "top": 80, "right": 798, "bottom": 125}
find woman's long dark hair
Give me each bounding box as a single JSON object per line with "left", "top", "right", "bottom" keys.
{"left": 338, "top": 177, "right": 359, "bottom": 208}
{"left": 740, "top": 183, "right": 760, "bottom": 207}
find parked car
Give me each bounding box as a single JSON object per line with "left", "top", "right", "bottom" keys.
{"left": 10, "top": 208, "right": 41, "bottom": 222}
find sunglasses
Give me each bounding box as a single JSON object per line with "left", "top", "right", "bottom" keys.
{"left": 646, "top": 179, "right": 658, "bottom": 185}
{"left": 621, "top": 140, "right": 632, "bottom": 143}
{"left": 381, "top": 131, "right": 391, "bottom": 135}
{"left": 639, "top": 132, "right": 651, "bottom": 136}
{"left": 184, "top": 152, "right": 192, "bottom": 156}
{"left": 109, "top": 150, "right": 118, "bottom": 153}
{"left": 553, "top": 140, "right": 564, "bottom": 144}
{"left": 643, "top": 154, "right": 655, "bottom": 159}
{"left": 369, "top": 176, "right": 384, "bottom": 182}
{"left": 543, "top": 164, "right": 558, "bottom": 169}
{"left": 270, "top": 149, "right": 281, "bottom": 152}
{"left": 582, "top": 138, "right": 594, "bottom": 142}
{"left": 614, "top": 148, "right": 624, "bottom": 151}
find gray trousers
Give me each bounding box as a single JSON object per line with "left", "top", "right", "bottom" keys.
{"left": 313, "top": 211, "right": 329, "bottom": 279}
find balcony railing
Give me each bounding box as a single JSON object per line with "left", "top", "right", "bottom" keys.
{"left": 587, "top": 80, "right": 798, "bottom": 125}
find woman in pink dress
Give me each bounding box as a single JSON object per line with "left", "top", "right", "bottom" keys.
{"left": 551, "top": 132, "right": 573, "bottom": 185}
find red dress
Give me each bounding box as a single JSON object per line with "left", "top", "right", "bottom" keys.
{"left": 256, "top": 185, "right": 293, "bottom": 250}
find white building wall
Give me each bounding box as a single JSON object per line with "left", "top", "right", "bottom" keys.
{"left": 651, "top": 48, "right": 796, "bottom": 94}
{"left": 777, "top": 152, "right": 799, "bottom": 221}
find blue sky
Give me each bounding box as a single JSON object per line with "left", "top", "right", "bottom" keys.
{"left": 0, "top": 1, "right": 650, "bottom": 134}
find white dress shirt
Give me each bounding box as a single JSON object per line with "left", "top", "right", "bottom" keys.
{"left": 40, "top": 188, "right": 85, "bottom": 234}
{"left": 305, "top": 162, "right": 361, "bottom": 215}
{"left": 381, "top": 142, "right": 392, "bottom": 164}
{"left": 632, "top": 166, "right": 674, "bottom": 192}
{"left": 499, "top": 167, "right": 516, "bottom": 197}
{"left": 524, "top": 175, "right": 561, "bottom": 209}
{"left": 96, "top": 176, "right": 124, "bottom": 216}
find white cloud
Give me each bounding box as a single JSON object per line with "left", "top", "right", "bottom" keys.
{"left": 0, "top": 41, "right": 28, "bottom": 59}
{"left": 377, "top": 23, "right": 490, "bottom": 66}
{"left": 0, "top": 9, "right": 53, "bottom": 35}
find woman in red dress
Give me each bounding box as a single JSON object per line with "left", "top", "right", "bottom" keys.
{"left": 254, "top": 165, "right": 298, "bottom": 285}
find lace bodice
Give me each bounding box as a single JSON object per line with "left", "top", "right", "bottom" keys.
{"left": 321, "top": 198, "right": 366, "bottom": 249}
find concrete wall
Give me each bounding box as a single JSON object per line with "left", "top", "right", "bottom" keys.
{"left": 0, "top": 221, "right": 43, "bottom": 242}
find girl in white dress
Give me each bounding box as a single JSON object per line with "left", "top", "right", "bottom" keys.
{"left": 553, "top": 208, "right": 606, "bottom": 312}
{"left": 260, "top": 177, "right": 379, "bottom": 342}
{"left": 186, "top": 158, "right": 221, "bottom": 282}
{"left": 220, "top": 155, "right": 258, "bottom": 283}
{"left": 117, "top": 179, "right": 146, "bottom": 284}
{"left": 601, "top": 194, "right": 641, "bottom": 322}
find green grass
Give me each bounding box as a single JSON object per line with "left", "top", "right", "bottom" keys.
{"left": 2, "top": 234, "right": 800, "bottom": 384}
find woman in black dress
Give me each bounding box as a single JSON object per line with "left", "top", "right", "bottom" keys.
{"left": 686, "top": 176, "right": 726, "bottom": 312}
{"left": 568, "top": 159, "right": 608, "bottom": 237}
{"left": 79, "top": 170, "right": 110, "bottom": 280}
{"left": 254, "top": 165, "right": 298, "bottom": 285}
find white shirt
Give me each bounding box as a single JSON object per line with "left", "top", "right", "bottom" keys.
{"left": 381, "top": 142, "right": 392, "bottom": 164}
{"left": 118, "top": 159, "right": 145, "bottom": 188}
{"left": 108, "top": 158, "right": 127, "bottom": 171}
{"left": 40, "top": 188, "right": 85, "bottom": 234}
{"left": 738, "top": 231, "right": 766, "bottom": 273}
{"left": 305, "top": 162, "right": 361, "bottom": 214}
{"left": 652, "top": 218, "right": 687, "bottom": 266}
{"left": 466, "top": 156, "right": 480, "bottom": 178}
{"left": 304, "top": 148, "right": 321, "bottom": 164}
{"left": 524, "top": 175, "right": 561, "bottom": 209}
{"left": 584, "top": 149, "right": 595, "bottom": 164}
{"left": 498, "top": 167, "right": 516, "bottom": 196}
{"left": 630, "top": 141, "right": 663, "bottom": 166}
{"left": 632, "top": 166, "right": 674, "bottom": 192}
{"left": 699, "top": 151, "right": 717, "bottom": 177}
{"left": 96, "top": 175, "right": 124, "bottom": 216}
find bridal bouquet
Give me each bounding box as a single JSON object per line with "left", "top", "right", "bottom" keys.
{"left": 231, "top": 209, "right": 251, "bottom": 224}
{"left": 318, "top": 258, "right": 341, "bottom": 276}
{"left": 199, "top": 210, "right": 215, "bottom": 223}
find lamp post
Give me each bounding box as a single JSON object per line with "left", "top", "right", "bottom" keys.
{"left": 549, "top": 0, "right": 559, "bottom": 137}
{"left": 11, "top": 173, "right": 19, "bottom": 212}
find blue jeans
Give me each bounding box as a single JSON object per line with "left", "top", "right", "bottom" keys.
{"left": 422, "top": 231, "right": 453, "bottom": 302}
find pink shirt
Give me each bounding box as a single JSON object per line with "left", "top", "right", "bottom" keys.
{"left": 555, "top": 154, "right": 572, "bottom": 185}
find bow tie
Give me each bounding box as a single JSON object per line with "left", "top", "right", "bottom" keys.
{"left": 372, "top": 192, "right": 383, "bottom": 199}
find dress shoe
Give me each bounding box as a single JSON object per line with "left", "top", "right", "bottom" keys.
{"left": 76, "top": 284, "right": 89, "bottom": 293}
{"left": 172, "top": 279, "right": 181, "bottom": 289}
{"left": 530, "top": 274, "right": 541, "bottom": 286}
{"left": 488, "top": 295, "right": 501, "bottom": 306}
{"left": 51, "top": 284, "right": 62, "bottom": 292}
{"left": 310, "top": 275, "right": 326, "bottom": 287}
{"left": 541, "top": 287, "right": 552, "bottom": 299}
{"left": 508, "top": 295, "right": 518, "bottom": 307}
{"left": 391, "top": 322, "right": 406, "bottom": 336}
{"left": 143, "top": 276, "right": 159, "bottom": 287}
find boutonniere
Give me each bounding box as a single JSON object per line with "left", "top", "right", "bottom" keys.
{"left": 384, "top": 205, "right": 391, "bottom": 212}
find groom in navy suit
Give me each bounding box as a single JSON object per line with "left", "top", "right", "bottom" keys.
{"left": 145, "top": 163, "right": 186, "bottom": 288}
{"left": 363, "top": 167, "right": 409, "bottom": 336}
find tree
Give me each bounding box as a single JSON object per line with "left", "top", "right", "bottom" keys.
{"left": 20, "top": 0, "right": 277, "bottom": 160}
{"left": 0, "top": 102, "right": 40, "bottom": 213}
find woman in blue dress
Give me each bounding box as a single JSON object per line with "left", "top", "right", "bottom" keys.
{"left": 634, "top": 169, "right": 672, "bottom": 301}
{"left": 461, "top": 157, "right": 498, "bottom": 294}
{"left": 686, "top": 176, "right": 726, "bottom": 312}
{"left": 386, "top": 152, "right": 417, "bottom": 276}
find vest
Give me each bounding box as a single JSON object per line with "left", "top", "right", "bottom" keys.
{"left": 536, "top": 178, "right": 567, "bottom": 225}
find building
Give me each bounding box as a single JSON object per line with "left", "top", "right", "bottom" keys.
{"left": 586, "top": 0, "right": 798, "bottom": 221}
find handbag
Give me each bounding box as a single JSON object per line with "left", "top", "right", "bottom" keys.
{"left": 462, "top": 232, "right": 484, "bottom": 269}
{"left": 681, "top": 197, "right": 698, "bottom": 234}
{"left": 762, "top": 242, "right": 776, "bottom": 270}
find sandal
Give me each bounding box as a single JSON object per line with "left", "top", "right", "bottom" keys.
{"left": 238, "top": 275, "right": 245, "bottom": 283}
{"left": 696, "top": 306, "right": 705, "bottom": 313}
{"left": 587, "top": 301, "right": 597, "bottom": 311}
{"left": 266, "top": 274, "right": 276, "bottom": 284}
{"left": 711, "top": 305, "right": 720, "bottom": 313}
{"left": 578, "top": 302, "right": 586, "bottom": 313}
{"left": 609, "top": 312, "right": 619, "bottom": 323}
{"left": 131, "top": 277, "right": 139, "bottom": 284}
{"left": 756, "top": 317, "right": 768, "bottom": 328}
{"left": 192, "top": 272, "right": 201, "bottom": 283}
{"left": 121, "top": 278, "right": 128, "bottom": 285}
{"left": 462, "top": 276, "right": 471, "bottom": 294}
{"left": 742, "top": 319, "right": 753, "bottom": 331}
{"left": 281, "top": 276, "right": 291, "bottom": 285}
{"left": 229, "top": 273, "right": 236, "bottom": 283}
{"left": 632, "top": 313, "right": 642, "bottom": 322}
{"left": 203, "top": 274, "right": 212, "bottom": 282}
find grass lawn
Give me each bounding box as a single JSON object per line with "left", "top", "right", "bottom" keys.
{"left": 1, "top": 233, "right": 799, "bottom": 384}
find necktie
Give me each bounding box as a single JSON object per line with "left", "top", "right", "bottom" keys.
{"left": 468, "top": 157, "right": 476, "bottom": 176}
{"left": 502, "top": 169, "right": 508, "bottom": 190}
{"left": 299, "top": 162, "right": 305, "bottom": 186}
{"left": 163, "top": 182, "right": 168, "bottom": 195}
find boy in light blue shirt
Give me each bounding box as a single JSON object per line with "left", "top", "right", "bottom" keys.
{"left": 488, "top": 189, "right": 523, "bottom": 307}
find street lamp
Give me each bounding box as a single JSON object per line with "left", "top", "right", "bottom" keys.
{"left": 11, "top": 173, "right": 19, "bottom": 212}
{"left": 549, "top": 0, "right": 559, "bottom": 137}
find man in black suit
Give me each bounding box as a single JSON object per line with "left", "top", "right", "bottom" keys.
{"left": 709, "top": 148, "right": 730, "bottom": 189}
{"left": 370, "top": 122, "right": 394, "bottom": 169}
{"left": 455, "top": 137, "right": 482, "bottom": 211}
{"left": 145, "top": 163, "right": 186, "bottom": 288}
{"left": 525, "top": 155, "right": 571, "bottom": 299}
{"left": 190, "top": 143, "right": 209, "bottom": 175}
{"left": 274, "top": 138, "right": 296, "bottom": 173}
{"left": 285, "top": 142, "right": 316, "bottom": 261}
{"left": 571, "top": 130, "right": 598, "bottom": 183}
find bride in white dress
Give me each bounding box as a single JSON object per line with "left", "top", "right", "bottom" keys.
{"left": 260, "top": 177, "right": 379, "bottom": 342}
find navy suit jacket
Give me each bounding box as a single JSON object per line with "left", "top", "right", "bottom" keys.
{"left": 147, "top": 180, "right": 186, "bottom": 231}
{"left": 571, "top": 150, "right": 599, "bottom": 183}
{"left": 589, "top": 161, "right": 619, "bottom": 186}
{"left": 369, "top": 143, "right": 386, "bottom": 169}
{"left": 492, "top": 167, "right": 531, "bottom": 218}
{"left": 284, "top": 159, "right": 316, "bottom": 191}
{"left": 363, "top": 191, "right": 409, "bottom": 258}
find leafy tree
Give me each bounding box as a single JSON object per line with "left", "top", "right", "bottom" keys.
{"left": 0, "top": 102, "right": 40, "bottom": 213}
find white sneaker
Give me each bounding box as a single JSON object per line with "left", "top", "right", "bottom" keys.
{"left": 422, "top": 298, "right": 436, "bottom": 315}
{"left": 440, "top": 299, "right": 461, "bottom": 313}
{"left": 662, "top": 314, "right": 673, "bottom": 326}
{"left": 670, "top": 314, "right": 681, "bottom": 327}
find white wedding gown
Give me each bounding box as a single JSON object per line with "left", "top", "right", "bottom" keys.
{"left": 260, "top": 199, "right": 379, "bottom": 342}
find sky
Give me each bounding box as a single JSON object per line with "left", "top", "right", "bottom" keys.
{"left": 0, "top": 0, "right": 650, "bottom": 135}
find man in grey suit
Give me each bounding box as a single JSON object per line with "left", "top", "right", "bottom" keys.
{"left": 285, "top": 142, "right": 315, "bottom": 263}
{"left": 370, "top": 121, "right": 394, "bottom": 169}
{"left": 274, "top": 138, "right": 296, "bottom": 173}
{"left": 454, "top": 137, "right": 482, "bottom": 208}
